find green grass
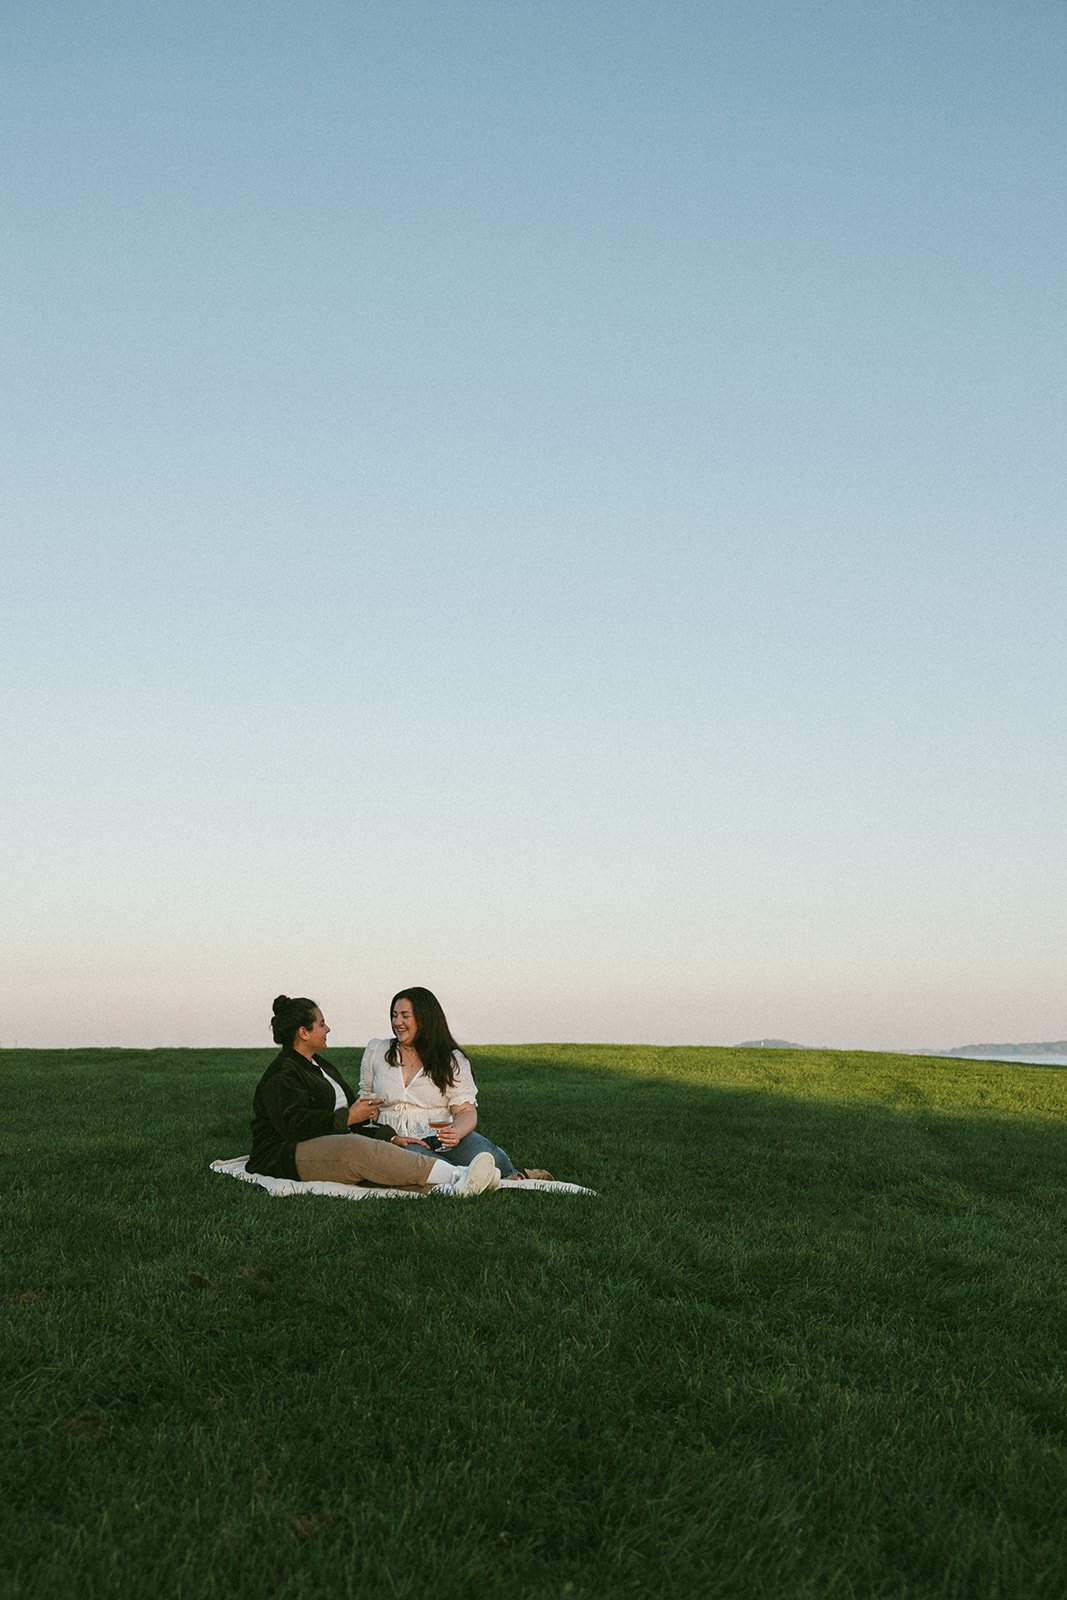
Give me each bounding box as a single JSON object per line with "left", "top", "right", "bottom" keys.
{"left": 2, "top": 1043, "right": 1065, "bottom": 1599}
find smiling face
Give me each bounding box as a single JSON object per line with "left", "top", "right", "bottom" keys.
{"left": 299, "top": 1007, "right": 330, "bottom": 1056}
{"left": 391, "top": 998, "right": 418, "bottom": 1048}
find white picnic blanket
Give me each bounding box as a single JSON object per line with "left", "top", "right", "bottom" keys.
{"left": 210, "top": 1156, "right": 595, "bottom": 1199}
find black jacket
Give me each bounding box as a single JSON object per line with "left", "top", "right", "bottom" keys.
{"left": 247, "top": 1048, "right": 356, "bottom": 1179}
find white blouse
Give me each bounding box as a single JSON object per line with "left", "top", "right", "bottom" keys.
{"left": 358, "top": 1038, "right": 478, "bottom": 1140}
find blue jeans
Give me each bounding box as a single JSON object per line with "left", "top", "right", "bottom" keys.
{"left": 425, "top": 1130, "right": 517, "bottom": 1179}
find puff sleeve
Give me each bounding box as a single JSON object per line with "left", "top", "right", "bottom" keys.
{"left": 445, "top": 1050, "right": 478, "bottom": 1108}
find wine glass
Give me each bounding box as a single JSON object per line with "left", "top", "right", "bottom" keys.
{"left": 427, "top": 1113, "right": 452, "bottom": 1147}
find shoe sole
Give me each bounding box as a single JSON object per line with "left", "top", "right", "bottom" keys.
{"left": 455, "top": 1151, "right": 499, "bottom": 1197}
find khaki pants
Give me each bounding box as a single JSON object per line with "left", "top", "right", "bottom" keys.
{"left": 294, "top": 1134, "right": 437, "bottom": 1192}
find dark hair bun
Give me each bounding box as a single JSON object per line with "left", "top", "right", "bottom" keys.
{"left": 268, "top": 993, "right": 319, "bottom": 1047}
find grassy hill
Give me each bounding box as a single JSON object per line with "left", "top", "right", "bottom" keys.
{"left": 2, "top": 1044, "right": 1065, "bottom": 1599}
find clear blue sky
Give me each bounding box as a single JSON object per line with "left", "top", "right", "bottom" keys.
{"left": 3, "top": 1, "right": 1064, "bottom": 1050}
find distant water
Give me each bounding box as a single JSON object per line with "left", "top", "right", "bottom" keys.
{"left": 932, "top": 1052, "right": 1067, "bottom": 1069}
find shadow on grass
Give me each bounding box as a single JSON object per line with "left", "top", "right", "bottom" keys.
{"left": 3, "top": 1047, "right": 1066, "bottom": 1600}
{"left": 2, "top": 1044, "right": 1063, "bottom": 1211}
{"left": 461, "top": 1045, "right": 1067, "bottom": 1207}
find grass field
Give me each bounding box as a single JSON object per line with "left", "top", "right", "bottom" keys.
{"left": 2, "top": 1043, "right": 1065, "bottom": 1599}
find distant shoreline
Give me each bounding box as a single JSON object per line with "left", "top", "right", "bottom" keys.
{"left": 930, "top": 1050, "right": 1067, "bottom": 1069}
{"left": 942, "top": 1041, "right": 1067, "bottom": 1061}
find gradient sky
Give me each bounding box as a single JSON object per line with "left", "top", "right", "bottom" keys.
{"left": 3, "top": 0, "right": 1064, "bottom": 1051}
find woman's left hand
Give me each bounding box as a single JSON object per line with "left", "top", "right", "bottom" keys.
{"left": 435, "top": 1125, "right": 462, "bottom": 1148}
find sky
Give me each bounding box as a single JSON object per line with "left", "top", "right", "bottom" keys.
{"left": 2, "top": 0, "right": 1064, "bottom": 1052}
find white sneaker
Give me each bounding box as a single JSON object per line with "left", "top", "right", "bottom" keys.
{"left": 447, "top": 1151, "right": 500, "bottom": 1197}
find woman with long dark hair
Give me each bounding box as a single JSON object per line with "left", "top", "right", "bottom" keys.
{"left": 352, "top": 987, "right": 552, "bottom": 1181}
{"left": 246, "top": 994, "right": 500, "bottom": 1195}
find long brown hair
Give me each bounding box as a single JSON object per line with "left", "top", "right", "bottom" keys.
{"left": 385, "top": 987, "right": 463, "bottom": 1092}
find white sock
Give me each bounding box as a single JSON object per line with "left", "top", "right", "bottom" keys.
{"left": 428, "top": 1160, "right": 461, "bottom": 1187}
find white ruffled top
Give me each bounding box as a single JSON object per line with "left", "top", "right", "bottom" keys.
{"left": 358, "top": 1038, "right": 478, "bottom": 1140}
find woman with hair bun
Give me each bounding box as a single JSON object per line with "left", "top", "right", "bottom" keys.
{"left": 246, "top": 995, "right": 500, "bottom": 1196}
{"left": 353, "top": 987, "right": 552, "bottom": 1182}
